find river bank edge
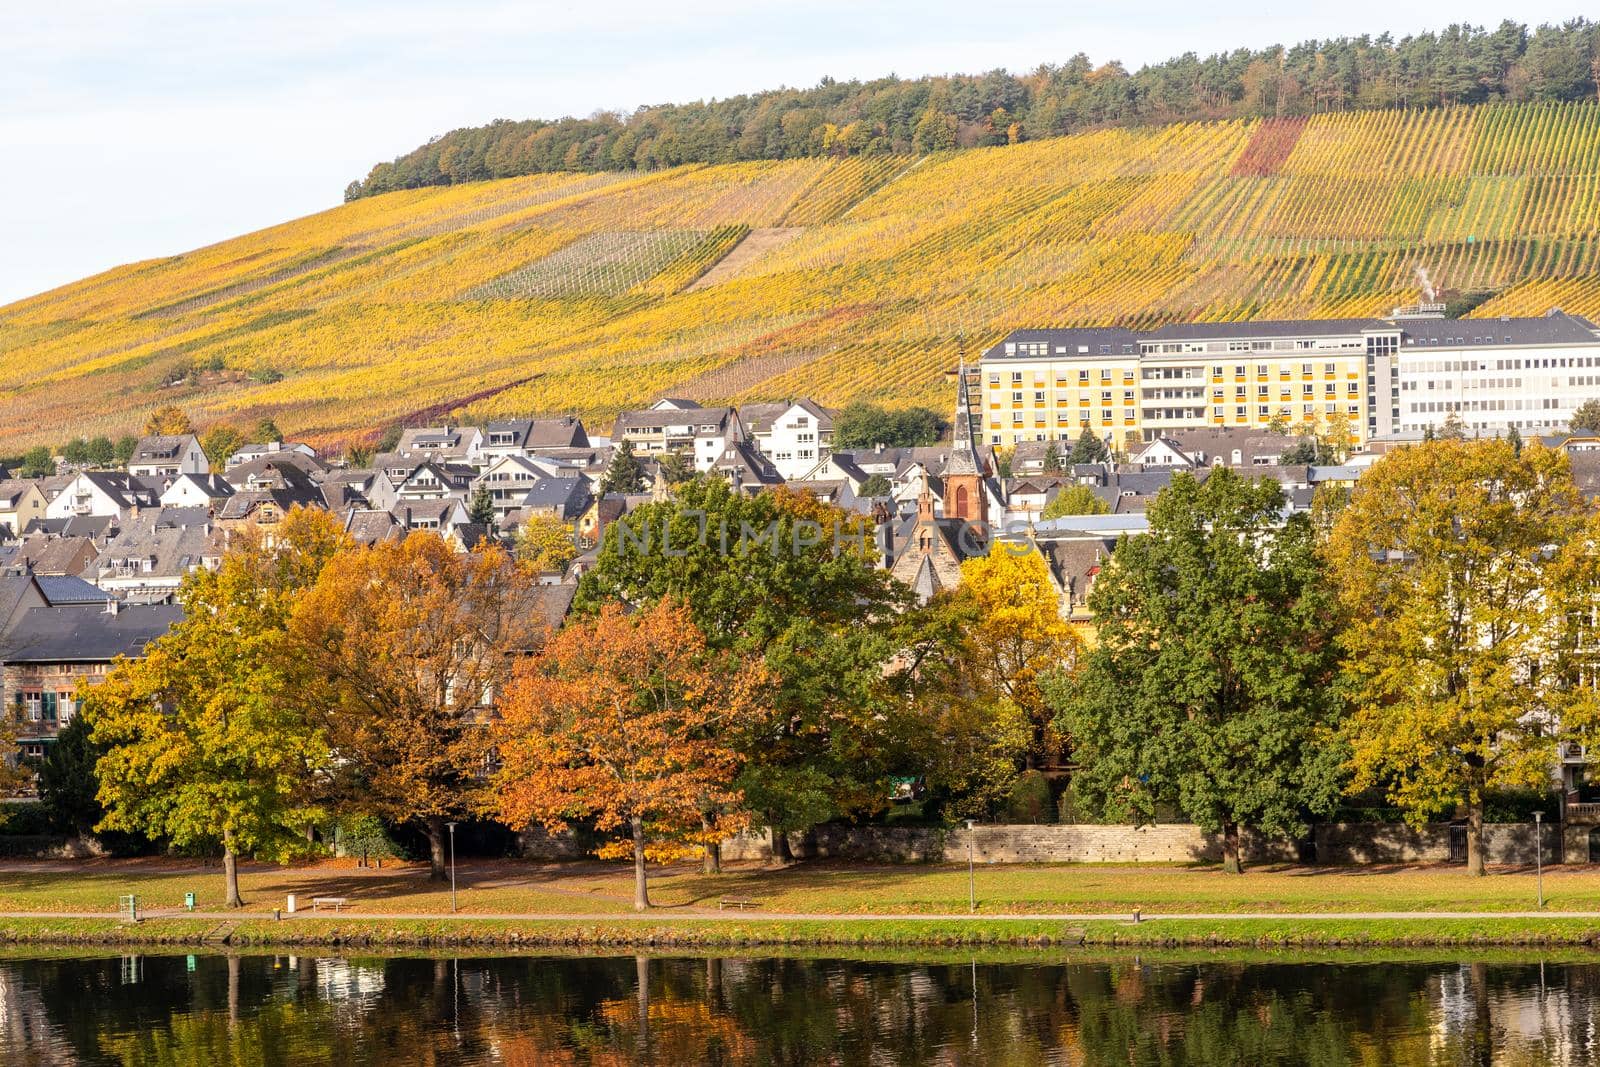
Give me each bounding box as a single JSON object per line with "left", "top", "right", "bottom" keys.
{"left": 5, "top": 915, "right": 1600, "bottom": 950}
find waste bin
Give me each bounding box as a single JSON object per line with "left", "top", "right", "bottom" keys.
{"left": 286, "top": 894, "right": 297, "bottom": 914}
{"left": 184, "top": 892, "right": 195, "bottom": 911}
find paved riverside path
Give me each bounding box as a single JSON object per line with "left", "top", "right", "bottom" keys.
{"left": 4, "top": 909, "right": 1597, "bottom": 922}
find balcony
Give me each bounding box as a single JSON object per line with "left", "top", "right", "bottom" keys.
{"left": 1566, "top": 802, "right": 1600, "bottom": 823}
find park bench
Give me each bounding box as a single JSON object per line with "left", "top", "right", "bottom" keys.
{"left": 310, "top": 897, "right": 350, "bottom": 912}
{"left": 717, "top": 897, "right": 758, "bottom": 911}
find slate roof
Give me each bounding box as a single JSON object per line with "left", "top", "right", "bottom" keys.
{"left": 5, "top": 603, "right": 182, "bottom": 663}
{"left": 35, "top": 575, "right": 110, "bottom": 605}
{"left": 130, "top": 435, "right": 198, "bottom": 463}
{"left": 985, "top": 311, "right": 1600, "bottom": 363}
{"left": 222, "top": 452, "right": 325, "bottom": 487}
{"left": 1400, "top": 310, "right": 1599, "bottom": 348}
{"left": 1144, "top": 319, "right": 1385, "bottom": 341}
{"left": 518, "top": 476, "right": 590, "bottom": 518}
{"left": 738, "top": 399, "right": 833, "bottom": 436}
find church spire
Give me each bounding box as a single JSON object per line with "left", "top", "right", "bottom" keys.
{"left": 946, "top": 357, "right": 979, "bottom": 477}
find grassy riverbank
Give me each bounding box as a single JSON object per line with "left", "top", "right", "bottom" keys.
{"left": 3, "top": 914, "right": 1600, "bottom": 950}
{"left": 1, "top": 858, "right": 1597, "bottom": 947}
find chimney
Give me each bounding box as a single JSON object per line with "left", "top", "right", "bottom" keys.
{"left": 103, "top": 597, "right": 119, "bottom": 616}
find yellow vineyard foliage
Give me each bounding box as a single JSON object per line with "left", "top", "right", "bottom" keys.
{"left": 5, "top": 102, "right": 1600, "bottom": 449}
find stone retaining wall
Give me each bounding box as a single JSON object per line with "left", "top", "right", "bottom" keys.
{"left": 710, "top": 821, "right": 1562, "bottom": 865}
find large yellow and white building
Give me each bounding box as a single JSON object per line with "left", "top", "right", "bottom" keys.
{"left": 977, "top": 310, "right": 1600, "bottom": 452}
{"left": 977, "top": 320, "right": 1378, "bottom": 451}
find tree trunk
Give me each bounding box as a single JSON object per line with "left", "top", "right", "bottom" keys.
{"left": 770, "top": 827, "right": 792, "bottom": 865}
{"left": 425, "top": 816, "right": 448, "bottom": 882}
{"left": 227, "top": 954, "right": 240, "bottom": 1025}
{"left": 702, "top": 813, "right": 721, "bottom": 874}
{"left": 632, "top": 816, "right": 650, "bottom": 911}
{"left": 1221, "top": 821, "right": 1243, "bottom": 875}
{"left": 222, "top": 844, "right": 245, "bottom": 908}
{"left": 1466, "top": 800, "right": 1485, "bottom": 877}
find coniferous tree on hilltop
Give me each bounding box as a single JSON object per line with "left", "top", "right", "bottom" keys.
{"left": 349, "top": 19, "right": 1598, "bottom": 198}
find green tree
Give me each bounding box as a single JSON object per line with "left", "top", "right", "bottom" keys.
{"left": 575, "top": 478, "right": 910, "bottom": 857}
{"left": 599, "top": 440, "right": 646, "bottom": 496}
{"left": 61, "top": 438, "right": 90, "bottom": 466}
{"left": 90, "top": 510, "right": 347, "bottom": 905}
{"left": 858, "top": 473, "right": 892, "bottom": 497}
{"left": 467, "top": 485, "right": 496, "bottom": 527}
{"left": 19, "top": 446, "right": 53, "bottom": 478}
{"left": 1067, "top": 428, "right": 1108, "bottom": 465}
{"left": 832, "top": 403, "right": 947, "bottom": 449}
{"left": 1040, "top": 484, "right": 1110, "bottom": 519}
{"left": 35, "top": 713, "right": 105, "bottom": 839}
{"left": 252, "top": 417, "right": 283, "bottom": 443}
{"left": 201, "top": 425, "right": 243, "bottom": 470}
{"left": 1570, "top": 398, "right": 1600, "bottom": 434}
{"left": 1054, "top": 469, "right": 1346, "bottom": 873}
{"left": 657, "top": 449, "right": 693, "bottom": 486}
{"left": 113, "top": 435, "right": 138, "bottom": 466}
{"left": 85, "top": 436, "right": 115, "bottom": 467}
{"left": 1041, "top": 441, "right": 1064, "bottom": 473}
{"left": 1324, "top": 439, "right": 1583, "bottom": 875}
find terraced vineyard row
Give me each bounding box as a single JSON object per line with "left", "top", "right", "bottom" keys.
{"left": 5, "top": 102, "right": 1600, "bottom": 447}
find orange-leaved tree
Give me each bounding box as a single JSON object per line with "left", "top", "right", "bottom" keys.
{"left": 291, "top": 532, "right": 539, "bottom": 880}
{"left": 493, "top": 601, "right": 767, "bottom": 910}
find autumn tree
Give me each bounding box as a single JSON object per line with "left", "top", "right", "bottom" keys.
{"left": 494, "top": 602, "right": 766, "bottom": 909}
{"left": 90, "top": 508, "right": 347, "bottom": 905}
{"left": 576, "top": 477, "right": 910, "bottom": 859}
{"left": 955, "top": 546, "right": 1081, "bottom": 769}
{"left": 1055, "top": 469, "right": 1346, "bottom": 873}
{"left": 144, "top": 405, "right": 193, "bottom": 436}
{"left": 201, "top": 425, "right": 243, "bottom": 469}
{"left": 513, "top": 512, "right": 577, "bottom": 574}
{"left": 1324, "top": 439, "right": 1586, "bottom": 875}
{"left": 291, "top": 532, "right": 540, "bottom": 880}
{"left": 1041, "top": 484, "right": 1110, "bottom": 519}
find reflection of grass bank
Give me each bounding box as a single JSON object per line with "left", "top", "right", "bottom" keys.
{"left": 4, "top": 915, "right": 1600, "bottom": 949}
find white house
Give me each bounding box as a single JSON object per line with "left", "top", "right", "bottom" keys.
{"left": 159, "top": 473, "right": 236, "bottom": 508}
{"left": 128, "top": 435, "right": 208, "bottom": 478}
{"left": 472, "top": 455, "right": 563, "bottom": 523}
{"left": 44, "top": 472, "right": 159, "bottom": 520}
{"left": 738, "top": 399, "right": 833, "bottom": 481}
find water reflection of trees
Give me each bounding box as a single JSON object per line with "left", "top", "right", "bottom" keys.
{"left": 4, "top": 953, "right": 1600, "bottom": 1064}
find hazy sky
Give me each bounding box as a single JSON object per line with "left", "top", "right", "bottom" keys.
{"left": 1, "top": 1, "right": 1587, "bottom": 305}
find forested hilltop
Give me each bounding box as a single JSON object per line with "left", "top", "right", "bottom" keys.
{"left": 348, "top": 18, "right": 1599, "bottom": 198}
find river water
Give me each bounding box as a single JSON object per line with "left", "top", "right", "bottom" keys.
{"left": 2, "top": 951, "right": 1598, "bottom": 1064}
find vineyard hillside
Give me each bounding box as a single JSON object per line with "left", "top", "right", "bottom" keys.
{"left": 6, "top": 102, "right": 1600, "bottom": 450}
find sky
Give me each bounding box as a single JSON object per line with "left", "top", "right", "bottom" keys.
{"left": 1, "top": 1, "right": 1589, "bottom": 306}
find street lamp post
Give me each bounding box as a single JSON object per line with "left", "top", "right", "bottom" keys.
{"left": 1533, "top": 811, "right": 1544, "bottom": 910}
{"left": 447, "top": 822, "right": 458, "bottom": 913}
{"left": 965, "top": 819, "right": 976, "bottom": 913}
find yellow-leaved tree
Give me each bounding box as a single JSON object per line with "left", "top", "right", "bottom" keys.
{"left": 1324, "top": 439, "right": 1588, "bottom": 875}
{"left": 90, "top": 508, "right": 348, "bottom": 906}
{"left": 956, "top": 545, "right": 1081, "bottom": 771}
